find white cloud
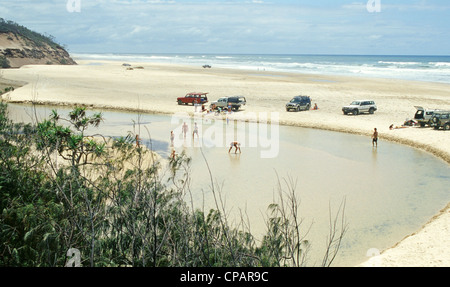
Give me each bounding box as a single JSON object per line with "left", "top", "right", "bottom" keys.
{"left": 130, "top": 25, "right": 150, "bottom": 35}
{"left": 1, "top": 0, "right": 449, "bottom": 54}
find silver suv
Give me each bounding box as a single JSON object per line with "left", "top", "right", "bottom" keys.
{"left": 211, "top": 96, "right": 246, "bottom": 111}
{"left": 342, "top": 100, "right": 377, "bottom": 115}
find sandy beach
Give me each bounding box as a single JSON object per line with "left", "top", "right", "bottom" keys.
{"left": 1, "top": 60, "right": 449, "bottom": 267}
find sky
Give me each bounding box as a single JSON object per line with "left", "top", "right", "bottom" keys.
{"left": 1, "top": 0, "right": 449, "bottom": 55}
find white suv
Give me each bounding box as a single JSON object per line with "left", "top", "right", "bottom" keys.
{"left": 342, "top": 100, "right": 377, "bottom": 115}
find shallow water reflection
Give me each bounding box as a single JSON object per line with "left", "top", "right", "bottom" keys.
{"left": 7, "top": 104, "right": 450, "bottom": 266}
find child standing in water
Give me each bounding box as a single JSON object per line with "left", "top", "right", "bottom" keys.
{"left": 228, "top": 141, "right": 241, "bottom": 154}
{"left": 192, "top": 122, "right": 199, "bottom": 138}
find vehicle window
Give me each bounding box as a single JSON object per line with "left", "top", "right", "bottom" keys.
{"left": 351, "top": 101, "right": 360, "bottom": 105}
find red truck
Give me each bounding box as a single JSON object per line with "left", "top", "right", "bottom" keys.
{"left": 177, "top": 92, "right": 209, "bottom": 105}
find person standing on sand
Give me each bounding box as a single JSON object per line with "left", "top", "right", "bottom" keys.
{"left": 170, "top": 131, "right": 175, "bottom": 146}
{"left": 372, "top": 128, "right": 378, "bottom": 147}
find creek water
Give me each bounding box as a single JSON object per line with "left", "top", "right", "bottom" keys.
{"left": 7, "top": 103, "right": 450, "bottom": 266}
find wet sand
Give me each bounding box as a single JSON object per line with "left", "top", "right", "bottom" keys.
{"left": 1, "top": 60, "right": 450, "bottom": 266}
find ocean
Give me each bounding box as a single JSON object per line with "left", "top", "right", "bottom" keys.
{"left": 73, "top": 53, "right": 450, "bottom": 84}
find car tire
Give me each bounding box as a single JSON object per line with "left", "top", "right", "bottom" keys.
{"left": 369, "top": 108, "right": 375, "bottom": 114}
{"left": 444, "top": 123, "right": 450, "bottom": 131}
{"left": 178, "top": 100, "right": 182, "bottom": 105}
{"left": 353, "top": 109, "right": 359, "bottom": 115}
{"left": 296, "top": 106, "right": 300, "bottom": 112}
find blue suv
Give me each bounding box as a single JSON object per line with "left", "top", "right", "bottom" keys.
{"left": 286, "top": 96, "right": 311, "bottom": 112}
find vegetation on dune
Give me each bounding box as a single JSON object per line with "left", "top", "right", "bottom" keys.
{"left": 0, "top": 55, "right": 10, "bottom": 68}
{"left": 0, "top": 18, "right": 65, "bottom": 50}
{"left": 0, "top": 102, "right": 347, "bottom": 267}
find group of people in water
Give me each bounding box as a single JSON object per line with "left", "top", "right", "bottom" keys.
{"left": 136, "top": 112, "right": 380, "bottom": 160}
{"left": 137, "top": 125, "right": 378, "bottom": 159}
{"left": 166, "top": 121, "right": 241, "bottom": 159}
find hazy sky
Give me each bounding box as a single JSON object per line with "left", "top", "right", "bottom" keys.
{"left": 1, "top": 0, "right": 449, "bottom": 55}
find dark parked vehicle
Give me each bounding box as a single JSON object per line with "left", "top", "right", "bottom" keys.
{"left": 286, "top": 96, "right": 311, "bottom": 112}
{"left": 430, "top": 111, "right": 450, "bottom": 130}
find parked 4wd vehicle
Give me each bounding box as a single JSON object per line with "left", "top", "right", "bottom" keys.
{"left": 430, "top": 111, "right": 450, "bottom": 130}
{"left": 177, "top": 92, "right": 208, "bottom": 105}
{"left": 342, "top": 100, "right": 377, "bottom": 115}
{"left": 414, "top": 106, "right": 449, "bottom": 127}
{"left": 286, "top": 96, "right": 311, "bottom": 112}
{"left": 211, "top": 96, "right": 246, "bottom": 111}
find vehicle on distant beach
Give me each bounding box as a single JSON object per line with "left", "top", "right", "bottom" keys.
{"left": 342, "top": 100, "right": 377, "bottom": 115}
{"left": 202, "top": 65, "right": 211, "bottom": 68}
{"left": 211, "top": 96, "right": 246, "bottom": 111}
{"left": 414, "top": 106, "right": 448, "bottom": 127}
{"left": 177, "top": 92, "right": 209, "bottom": 105}
{"left": 430, "top": 111, "right": 450, "bottom": 130}
{"left": 285, "top": 96, "right": 311, "bottom": 112}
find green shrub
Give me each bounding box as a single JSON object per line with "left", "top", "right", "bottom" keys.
{"left": 0, "top": 56, "right": 10, "bottom": 69}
